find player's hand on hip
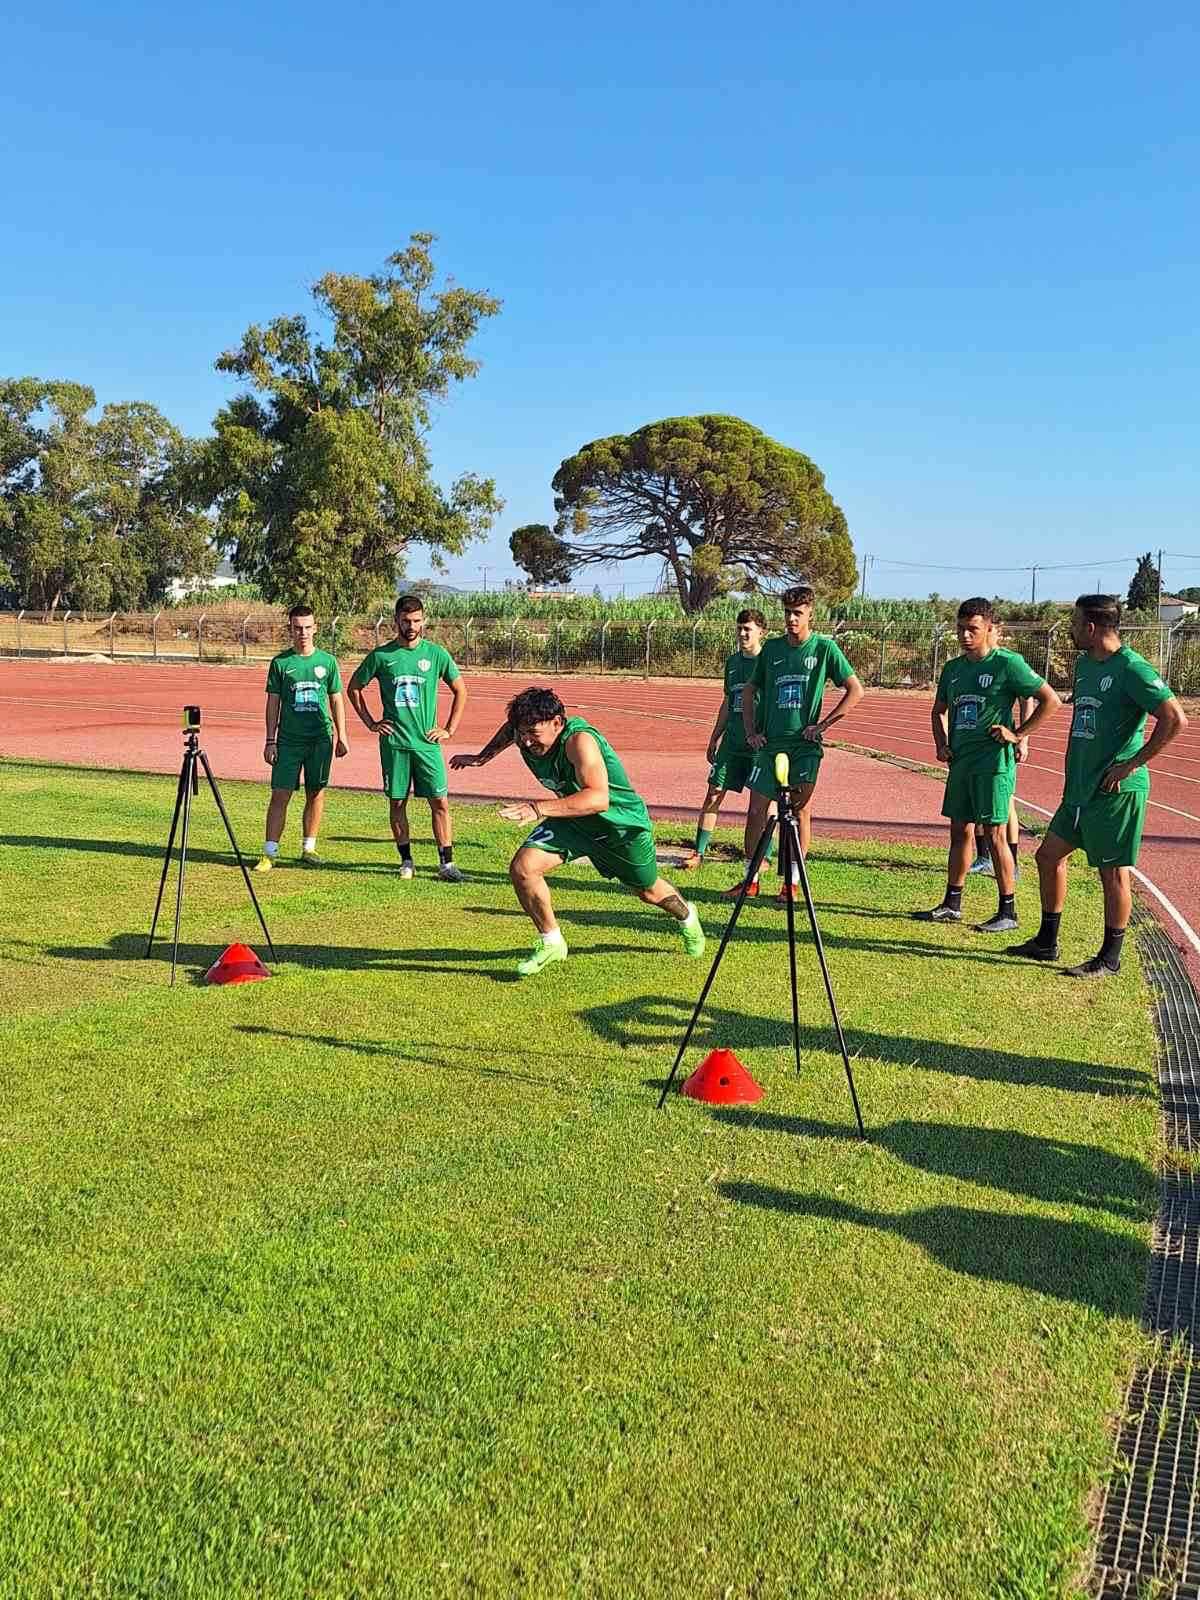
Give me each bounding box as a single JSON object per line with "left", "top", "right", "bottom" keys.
{"left": 499, "top": 801, "right": 539, "bottom": 824}
{"left": 801, "top": 723, "right": 824, "bottom": 743}
{"left": 1015, "top": 737, "right": 1029, "bottom": 763}
{"left": 989, "top": 725, "right": 1020, "bottom": 746}
{"left": 373, "top": 719, "right": 396, "bottom": 736}
{"left": 1101, "top": 761, "right": 1133, "bottom": 792}
{"left": 334, "top": 739, "right": 348, "bottom": 758}
{"left": 426, "top": 727, "right": 450, "bottom": 743}
{"left": 934, "top": 745, "right": 950, "bottom": 765}
{"left": 747, "top": 733, "right": 767, "bottom": 750}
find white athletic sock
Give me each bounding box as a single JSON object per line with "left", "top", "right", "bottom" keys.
{"left": 541, "top": 927, "right": 565, "bottom": 945}
{"left": 264, "top": 840, "right": 279, "bottom": 858}
{"left": 303, "top": 836, "right": 316, "bottom": 852}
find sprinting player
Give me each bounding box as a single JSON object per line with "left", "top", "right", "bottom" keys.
{"left": 680, "top": 608, "right": 776, "bottom": 890}
{"left": 740, "top": 583, "right": 865, "bottom": 903}
{"left": 347, "top": 594, "right": 468, "bottom": 882}
{"left": 256, "top": 603, "right": 348, "bottom": 870}
{"left": 914, "top": 599, "right": 1060, "bottom": 932}
{"left": 1009, "top": 594, "right": 1187, "bottom": 977}
{"left": 450, "top": 687, "right": 705, "bottom": 977}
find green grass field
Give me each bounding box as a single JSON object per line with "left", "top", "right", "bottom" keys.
{"left": 0, "top": 762, "right": 1162, "bottom": 1599}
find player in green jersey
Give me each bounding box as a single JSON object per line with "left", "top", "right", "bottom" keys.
{"left": 1009, "top": 594, "right": 1187, "bottom": 977}
{"left": 739, "top": 583, "right": 864, "bottom": 904}
{"left": 451, "top": 686, "right": 705, "bottom": 977}
{"left": 969, "top": 619, "right": 1033, "bottom": 880}
{"left": 347, "top": 595, "right": 469, "bottom": 882}
{"left": 679, "top": 608, "right": 775, "bottom": 887}
{"left": 914, "top": 599, "right": 1061, "bottom": 932}
{"left": 255, "top": 604, "right": 349, "bottom": 870}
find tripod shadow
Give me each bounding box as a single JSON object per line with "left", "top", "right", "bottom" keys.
{"left": 719, "top": 1183, "right": 1146, "bottom": 1316}
{"left": 235, "top": 1025, "right": 576, "bottom": 1091}
{"left": 584, "top": 994, "right": 1149, "bottom": 1098}
{"left": 709, "top": 1111, "right": 1151, "bottom": 1219}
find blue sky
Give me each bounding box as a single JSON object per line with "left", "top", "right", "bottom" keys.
{"left": 4, "top": 1, "right": 1198, "bottom": 600}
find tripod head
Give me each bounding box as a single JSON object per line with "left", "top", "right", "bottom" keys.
{"left": 182, "top": 705, "right": 202, "bottom": 755}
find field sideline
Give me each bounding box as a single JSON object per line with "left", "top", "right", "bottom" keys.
{"left": 0, "top": 761, "right": 1164, "bottom": 1598}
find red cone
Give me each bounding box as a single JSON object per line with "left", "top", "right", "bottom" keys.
{"left": 205, "top": 943, "right": 271, "bottom": 985}
{"left": 681, "top": 1048, "right": 763, "bottom": 1105}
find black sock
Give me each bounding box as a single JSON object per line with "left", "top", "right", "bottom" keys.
{"left": 944, "top": 885, "right": 963, "bottom": 911}
{"left": 973, "top": 837, "right": 987, "bottom": 862}
{"left": 438, "top": 845, "right": 454, "bottom": 865}
{"left": 1037, "top": 911, "right": 1062, "bottom": 948}
{"left": 1099, "top": 926, "right": 1127, "bottom": 971}
{"left": 398, "top": 842, "right": 412, "bottom": 863}
{"left": 999, "top": 893, "right": 1016, "bottom": 919}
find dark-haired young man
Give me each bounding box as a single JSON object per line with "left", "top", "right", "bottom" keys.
{"left": 915, "top": 599, "right": 1061, "bottom": 932}
{"left": 451, "top": 687, "right": 705, "bottom": 977}
{"left": 348, "top": 595, "right": 468, "bottom": 882}
{"left": 740, "top": 584, "right": 864, "bottom": 903}
{"left": 255, "top": 604, "right": 349, "bottom": 870}
{"left": 1009, "top": 594, "right": 1187, "bottom": 977}
{"left": 680, "top": 608, "right": 774, "bottom": 883}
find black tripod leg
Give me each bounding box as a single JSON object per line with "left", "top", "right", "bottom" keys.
{"left": 170, "top": 752, "right": 195, "bottom": 986}
{"left": 794, "top": 840, "right": 866, "bottom": 1138}
{"left": 198, "top": 749, "right": 276, "bottom": 959}
{"left": 657, "top": 814, "right": 778, "bottom": 1110}
{"left": 780, "top": 815, "right": 804, "bottom": 1078}
{"left": 146, "top": 758, "right": 189, "bottom": 954}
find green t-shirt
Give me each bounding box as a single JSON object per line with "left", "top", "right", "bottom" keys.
{"left": 1064, "top": 645, "right": 1173, "bottom": 805}
{"left": 349, "top": 640, "right": 460, "bottom": 749}
{"left": 719, "top": 650, "right": 760, "bottom": 753}
{"left": 747, "top": 633, "right": 854, "bottom": 742}
{"left": 519, "top": 717, "right": 652, "bottom": 844}
{"left": 936, "top": 647, "right": 1045, "bottom": 769}
{"left": 265, "top": 649, "right": 342, "bottom": 741}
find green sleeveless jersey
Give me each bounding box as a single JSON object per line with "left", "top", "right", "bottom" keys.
{"left": 519, "top": 717, "right": 652, "bottom": 841}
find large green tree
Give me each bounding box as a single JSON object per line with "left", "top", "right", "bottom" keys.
{"left": 0, "top": 380, "right": 209, "bottom": 613}
{"left": 509, "top": 523, "right": 573, "bottom": 587}
{"left": 199, "top": 235, "right": 502, "bottom": 611}
{"left": 1126, "top": 551, "right": 1161, "bottom": 614}
{"left": 549, "top": 414, "right": 857, "bottom": 613}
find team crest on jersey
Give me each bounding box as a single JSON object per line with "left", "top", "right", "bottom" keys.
{"left": 804, "top": 655, "right": 817, "bottom": 670}
{"left": 1099, "top": 675, "right": 1112, "bottom": 692}
{"left": 314, "top": 665, "right": 326, "bottom": 679}
{"left": 978, "top": 673, "right": 993, "bottom": 688}
{"left": 418, "top": 658, "right": 431, "bottom": 671}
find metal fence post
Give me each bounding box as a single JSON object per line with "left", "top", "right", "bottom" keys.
{"left": 644, "top": 620, "right": 656, "bottom": 679}
{"left": 691, "top": 620, "right": 700, "bottom": 676}
{"left": 374, "top": 614, "right": 384, "bottom": 647}
{"left": 330, "top": 615, "right": 340, "bottom": 657}
{"left": 930, "top": 624, "right": 943, "bottom": 684}
{"left": 197, "top": 613, "right": 206, "bottom": 661}
{"left": 1044, "top": 622, "right": 1060, "bottom": 681}
{"left": 62, "top": 610, "right": 72, "bottom": 655}
{"left": 876, "top": 624, "right": 888, "bottom": 687}
{"left": 108, "top": 612, "right": 117, "bottom": 657}
{"left": 554, "top": 620, "right": 562, "bottom": 675}
{"left": 600, "top": 620, "right": 610, "bottom": 673}
{"left": 1166, "top": 618, "right": 1185, "bottom": 683}
{"left": 241, "top": 615, "right": 249, "bottom": 659}
{"left": 152, "top": 611, "right": 161, "bottom": 659}
{"left": 464, "top": 617, "right": 474, "bottom": 667}
{"left": 15, "top": 609, "right": 23, "bottom": 657}
{"left": 509, "top": 619, "right": 518, "bottom": 672}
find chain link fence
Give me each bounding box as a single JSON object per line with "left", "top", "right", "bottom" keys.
{"left": 3, "top": 608, "right": 1199, "bottom": 695}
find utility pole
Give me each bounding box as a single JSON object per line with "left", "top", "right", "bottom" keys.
{"left": 859, "top": 554, "right": 870, "bottom": 599}
{"left": 1157, "top": 547, "right": 1164, "bottom": 621}
{"left": 1030, "top": 566, "right": 1039, "bottom": 604}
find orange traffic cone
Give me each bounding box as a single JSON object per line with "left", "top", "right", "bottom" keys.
{"left": 205, "top": 943, "right": 271, "bottom": 985}
{"left": 681, "top": 1048, "right": 763, "bottom": 1105}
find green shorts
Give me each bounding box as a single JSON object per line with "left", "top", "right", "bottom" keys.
{"left": 707, "top": 741, "right": 755, "bottom": 794}
{"left": 747, "top": 741, "right": 823, "bottom": 799}
{"left": 942, "top": 758, "right": 1016, "bottom": 825}
{"left": 380, "top": 737, "right": 449, "bottom": 800}
{"left": 1048, "top": 791, "right": 1147, "bottom": 869}
{"left": 272, "top": 734, "right": 333, "bottom": 793}
{"left": 522, "top": 819, "right": 659, "bottom": 890}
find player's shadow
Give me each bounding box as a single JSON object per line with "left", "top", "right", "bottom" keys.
{"left": 719, "top": 1183, "right": 1145, "bottom": 1317}
{"left": 708, "top": 1111, "right": 1152, "bottom": 1219}
{"left": 585, "top": 994, "right": 1149, "bottom": 1098}
{"left": 0, "top": 834, "right": 412, "bottom": 876}
{"left": 235, "top": 1025, "right": 577, "bottom": 1091}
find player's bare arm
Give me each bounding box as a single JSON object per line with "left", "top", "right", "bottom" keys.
{"left": 499, "top": 732, "right": 610, "bottom": 824}
{"left": 804, "top": 673, "right": 864, "bottom": 741}
{"left": 743, "top": 682, "right": 765, "bottom": 749}
{"left": 329, "top": 690, "right": 350, "bottom": 757}
{"left": 450, "top": 721, "right": 514, "bottom": 769}
{"left": 707, "top": 698, "right": 729, "bottom": 762}
{"left": 931, "top": 697, "right": 950, "bottom": 763}
{"left": 428, "top": 676, "right": 467, "bottom": 743}
{"left": 264, "top": 692, "right": 281, "bottom": 765}
{"left": 347, "top": 681, "right": 394, "bottom": 737}
{"left": 1101, "top": 696, "right": 1188, "bottom": 791}
{"left": 990, "top": 681, "right": 1061, "bottom": 748}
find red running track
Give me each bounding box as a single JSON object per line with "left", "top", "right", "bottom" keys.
{"left": 3, "top": 658, "right": 1198, "bottom": 976}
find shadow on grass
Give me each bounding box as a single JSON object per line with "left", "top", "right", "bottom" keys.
{"left": 709, "top": 1110, "right": 1152, "bottom": 1219}
{"left": 0, "top": 833, "right": 489, "bottom": 874}
{"left": 719, "top": 1181, "right": 1146, "bottom": 1316}
{"left": 236, "top": 1025, "right": 576, "bottom": 1091}
{"left": 585, "top": 994, "right": 1149, "bottom": 1098}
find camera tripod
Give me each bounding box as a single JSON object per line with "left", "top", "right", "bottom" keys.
{"left": 657, "top": 752, "right": 866, "bottom": 1136}
{"left": 146, "top": 726, "right": 275, "bottom": 984}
